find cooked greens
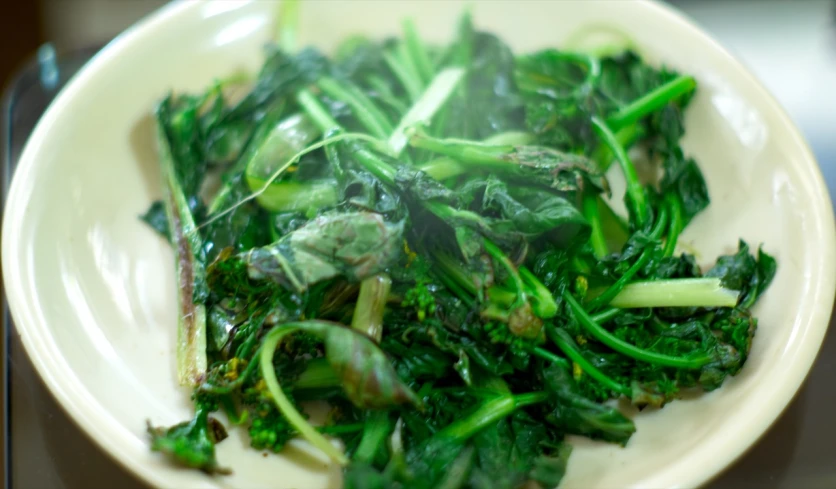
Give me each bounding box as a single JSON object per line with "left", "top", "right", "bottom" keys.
{"left": 143, "top": 6, "right": 775, "bottom": 488}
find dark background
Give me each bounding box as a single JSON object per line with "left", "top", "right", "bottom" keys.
{"left": 2, "top": 1, "right": 835, "bottom": 488}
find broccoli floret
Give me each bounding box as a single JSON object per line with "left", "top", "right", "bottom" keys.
{"left": 243, "top": 384, "right": 301, "bottom": 453}
{"left": 402, "top": 280, "right": 437, "bottom": 321}
{"left": 247, "top": 400, "right": 297, "bottom": 453}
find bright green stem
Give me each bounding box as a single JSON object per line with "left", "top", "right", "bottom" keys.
{"left": 260, "top": 325, "right": 348, "bottom": 465}
{"left": 520, "top": 267, "right": 558, "bottom": 318}
{"left": 351, "top": 274, "right": 392, "bottom": 342}
{"left": 297, "top": 89, "right": 342, "bottom": 132}
{"left": 591, "top": 124, "right": 643, "bottom": 172}
{"left": 354, "top": 411, "right": 393, "bottom": 464}
{"left": 389, "top": 67, "right": 465, "bottom": 155}
{"left": 609, "top": 278, "right": 739, "bottom": 308}
{"left": 409, "top": 132, "right": 513, "bottom": 165}
{"left": 583, "top": 193, "right": 608, "bottom": 259}
{"left": 294, "top": 358, "right": 340, "bottom": 390}
{"left": 529, "top": 346, "right": 571, "bottom": 370}
{"left": 415, "top": 132, "right": 534, "bottom": 181}
{"left": 591, "top": 307, "right": 620, "bottom": 325}
{"left": 548, "top": 326, "right": 631, "bottom": 397}
{"left": 664, "top": 193, "right": 683, "bottom": 257}
{"left": 250, "top": 180, "right": 338, "bottom": 214}
{"left": 606, "top": 75, "right": 697, "bottom": 130}
{"left": 317, "top": 77, "right": 394, "bottom": 139}
{"left": 436, "top": 392, "right": 548, "bottom": 442}
{"left": 402, "top": 19, "right": 435, "bottom": 84}
{"left": 586, "top": 204, "right": 669, "bottom": 311}
{"left": 564, "top": 292, "right": 712, "bottom": 369}
{"left": 483, "top": 239, "right": 527, "bottom": 310}
{"left": 383, "top": 49, "right": 423, "bottom": 103}
{"left": 591, "top": 117, "right": 649, "bottom": 229}
{"left": 274, "top": 0, "right": 300, "bottom": 52}
{"left": 296, "top": 89, "right": 397, "bottom": 186}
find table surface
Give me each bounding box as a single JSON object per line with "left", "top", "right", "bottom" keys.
{"left": 3, "top": 1, "right": 836, "bottom": 488}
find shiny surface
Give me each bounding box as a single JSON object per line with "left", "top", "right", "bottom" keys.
{"left": 2, "top": 1, "right": 836, "bottom": 489}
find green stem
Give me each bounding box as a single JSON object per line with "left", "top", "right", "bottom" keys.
{"left": 609, "top": 278, "right": 739, "bottom": 308}
{"left": 606, "top": 75, "right": 696, "bottom": 131}
{"left": 586, "top": 205, "right": 669, "bottom": 310}
{"left": 591, "top": 307, "right": 620, "bottom": 325}
{"left": 260, "top": 326, "right": 348, "bottom": 465}
{"left": 436, "top": 392, "right": 548, "bottom": 442}
{"left": 591, "top": 117, "right": 649, "bottom": 229}
{"left": 529, "top": 346, "right": 571, "bottom": 370}
{"left": 318, "top": 423, "right": 364, "bottom": 435}
{"left": 317, "top": 77, "right": 394, "bottom": 139}
{"left": 250, "top": 180, "right": 338, "bottom": 214}
{"left": 297, "top": 89, "right": 342, "bottom": 133}
{"left": 664, "top": 193, "right": 683, "bottom": 257}
{"left": 402, "top": 19, "right": 435, "bottom": 84}
{"left": 155, "top": 107, "right": 207, "bottom": 387}
{"left": 483, "top": 239, "right": 527, "bottom": 310}
{"left": 354, "top": 411, "right": 393, "bottom": 464}
{"left": 583, "top": 192, "right": 608, "bottom": 259}
{"left": 415, "top": 132, "right": 534, "bottom": 181}
{"left": 388, "top": 67, "right": 465, "bottom": 155}
{"left": 591, "top": 124, "right": 643, "bottom": 172}
{"left": 564, "top": 292, "right": 712, "bottom": 369}
{"left": 383, "top": 49, "right": 423, "bottom": 103}
{"left": 274, "top": 0, "right": 300, "bottom": 52}
{"left": 520, "top": 267, "right": 558, "bottom": 318}
{"left": 547, "top": 326, "right": 631, "bottom": 397}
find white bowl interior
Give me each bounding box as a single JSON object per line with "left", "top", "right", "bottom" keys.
{"left": 3, "top": 1, "right": 835, "bottom": 489}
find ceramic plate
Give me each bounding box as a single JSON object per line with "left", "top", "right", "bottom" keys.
{"left": 3, "top": 1, "right": 835, "bottom": 488}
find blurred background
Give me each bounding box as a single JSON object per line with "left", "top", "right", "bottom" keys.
{"left": 1, "top": 1, "right": 835, "bottom": 488}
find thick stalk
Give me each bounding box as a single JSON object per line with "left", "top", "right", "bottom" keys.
{"left": 585, "top": 205, "right": 669, "bottom": 311}
{"left": 155, "top": 110, "right": 207, "bottom": 387}
{"left": 351, "top": 274, "right": 393, "bottom": 342}
{"left": 609, "top": 278, "right": 739, "bottom": 308}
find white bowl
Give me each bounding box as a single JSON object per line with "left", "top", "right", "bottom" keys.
{"left": 3, "top": 1, "right": 835, "bottom": 488}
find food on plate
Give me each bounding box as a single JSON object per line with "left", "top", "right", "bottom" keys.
{"left": 142, "top": 4, "right": 776, "bottom": 488}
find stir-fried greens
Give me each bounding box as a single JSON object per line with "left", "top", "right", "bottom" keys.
{"left": 143, "top": 6, "right": 776, "bottom": 489}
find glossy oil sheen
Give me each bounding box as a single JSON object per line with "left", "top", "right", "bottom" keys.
{"left": 2, "top": 1, "right": 835, "bottom": 489}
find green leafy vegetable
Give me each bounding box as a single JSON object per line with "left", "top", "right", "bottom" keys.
{"left": 142, "top": 8, "right": 776, "bottom": 489}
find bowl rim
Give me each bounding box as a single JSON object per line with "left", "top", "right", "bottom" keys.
{"left": 2, "top": 1, "right": 835, "bottom": 488}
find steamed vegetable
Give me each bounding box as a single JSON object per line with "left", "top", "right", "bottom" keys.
{"left": 143, "top": 7, "right": 776, "bottom": 489}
